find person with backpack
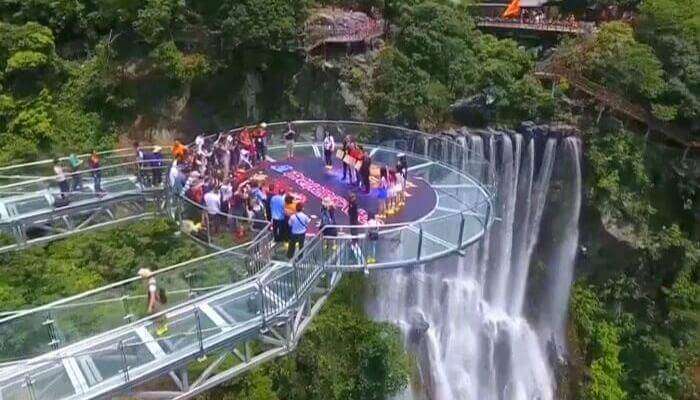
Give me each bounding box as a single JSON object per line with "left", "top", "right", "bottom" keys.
{"left": 287, "top": 203, "right": 310, "bottom": 259}
{"left": 68, "top": 153, "right": 83, "bottom": 192}
{"left": 139, "top": 268, "right": 168, "bottom": 336}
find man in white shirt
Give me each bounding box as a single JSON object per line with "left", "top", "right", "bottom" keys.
{"left": 204, "top": 187, "right": 221, "bottom": 235}
{"left": 53, "top": 159, "right": 69, "bottom": 196}
{"left": 323, "top": 130, "right": 335, "bottom": 169}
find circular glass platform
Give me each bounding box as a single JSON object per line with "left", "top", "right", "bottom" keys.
{"left": 190, "top": 121, "right": 495, "bottom": 270}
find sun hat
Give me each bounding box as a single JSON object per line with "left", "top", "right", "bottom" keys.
{"left": 137, "top": 268, "right": 153, "bottom": 279}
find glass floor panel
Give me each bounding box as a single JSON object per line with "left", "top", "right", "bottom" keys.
{"left": 149, "top": 309, "right": 220, "bottom": 354}
{"left": 210, "top": 291, "right": 262, "bottom": 324}
{"left": 1, "top": 362, "right": 75, "bottom": 400}
{"left": 76, "top": 332, "right": 155, "bottom": 387}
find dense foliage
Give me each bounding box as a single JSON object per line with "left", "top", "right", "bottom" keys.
{"left": 556, "top": 3, "right": 699, "bottom": 133}
{"left": 366, "top": 1, "right": 553, "bottom": 128}
{"left": 1, "top": 0, "right": 698, "bottom": 398}
{"left": 197, "top": 276, "right": 409, "bottom": 400}
{"left": 573, "top": 127, "right": 699, "bottom": 400}
{"left": 0, "top": 218, "right": 203, "bottom": 310}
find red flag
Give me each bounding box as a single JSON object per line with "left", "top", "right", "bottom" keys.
{"left": 502, "top": 0, "right": 521, "bottom": 18}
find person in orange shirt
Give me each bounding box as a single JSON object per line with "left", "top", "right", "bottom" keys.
{"left": 172, "top": 140, "right": 187, "bottom": 162}
{"left": 283, "top": 194, "right": 297, "bottom": 243}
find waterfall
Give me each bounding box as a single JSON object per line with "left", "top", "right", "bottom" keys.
{"left": 369, "top": 132, "right": 582, "bottom": 400}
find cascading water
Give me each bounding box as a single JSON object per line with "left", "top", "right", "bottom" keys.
{"left": 368, "top": 132, "right": 582, "bottom": 400}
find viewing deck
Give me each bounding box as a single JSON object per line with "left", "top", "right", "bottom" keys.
{"left": 0, "top": 121, "right": 494, "bottom": 400}
{"left": 303, "top": 8, "right": 384, "bottom": 52}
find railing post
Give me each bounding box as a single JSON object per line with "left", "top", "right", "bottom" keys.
{"left": 24, "top": 375, "right": 37, "bottom": 400}
{"left": 121, "top": 290, "right": 133, "bottom": 323}
{"left": 118, "top": 339, "right": 130, "bottom": 382}
{"left": 256, "top": 279, "right": 266, "bottom": 327}
{"left": 185, "top": 272, "right": 195, "bottom": 298}
{"left": 485, "top": 201, "right": 492, "bottom": 229}
{"left": 457, "top": 212, "right": 466, "bottom": 248}
{"left": 205, "top": 213, "right": 212, "bottom": 245}
{"left": 194, "top": 308, "right": 206, "bottom": 361}
{"left": 42, "top": 311, "right": 61, "bottom": 351}
{"left": 417, "top": 224, "right": 423, "bottom": 262}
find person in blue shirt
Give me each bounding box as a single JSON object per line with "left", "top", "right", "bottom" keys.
{"left": 150, "top": 146, "right": 164, "bottom": 186}
{"left": 270, "top": 188, "right": 286, "bottom": 242}
{"left": 287, "top": 202, "right": 310, "bottom": 259}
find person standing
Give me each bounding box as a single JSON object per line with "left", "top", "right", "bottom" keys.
{"left": 348, "top": 193, "right": 359, "bottom": 236}
{"left": 323, "top": 130, "right": 335, "bottom": 169}
{"left": 151, "top": 146, "right": 164, "bottom": 186}
{"left": 53, "top": 159, "right": 69, "bottom": 196}
{"left": 365, "top": 212, "right": 380, "bottom": 265}
{"left": 139, "top": 268, "right": 168, "bottom": 336}
{"left": 264, "top": 183, "right": 275, "bottom": 222}
{"left": 284, "top": 194, "right": 296, "bottom": 243}
{"left": 172, "top": 139, "right": 187, "bottom": 162}
{"left": 377, "top": 166, "right": 389, "bottom": 217}
{"left": 360, "top": 149, "right": 371, "bottom": 194}
{"left": 284, "top": 122, "right": 296, "bottom": 159}
{"left": 134, "top": 141, "right": 146, "bottom": 186}
{"left": 320, "top": 197, "right": 337, "bottom": 237}
{"left": 254, "top": 122, "right": 268, "bottom": 162}
{"left": 341, "top": 136, "right": 350, "bottom": 181}
{"left": 88, "top": 151, "right": 102, "bottom": 194}
{"left": 68, "top": 153, "right": 83, "bottom": 191}
{"left": 204, "top": 186, "right": 221, "bottom": 235}
{"left": 270, "top": 188, "right": 286, "bottom": 242}
{"left": 287, "top": 203, "right": 310, "bottom": 259}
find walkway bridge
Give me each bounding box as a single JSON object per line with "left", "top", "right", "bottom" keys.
{"left": 475, "top": 18, "right": 593, "bottom": 35}
{"left": 535, "top": 61, "right": 700, "bottom": 150}
{"left": 0, "top": 121, "right": 495, "bottom": 400}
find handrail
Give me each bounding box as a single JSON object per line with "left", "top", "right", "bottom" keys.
{"left": 0, "top": 120, "right": 495, "bottom": 375}
{"left": 0, "top": 160, "right": 169, "bottom": 192}
{"left": 0, "top": 146, "right": 171, "bottom": 173}
{"left": 0, "top": 244, "right": 250, "bottom": 325}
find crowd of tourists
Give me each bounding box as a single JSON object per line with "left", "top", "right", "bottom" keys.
{"left": 166, "top": 123, "right": 409, "bottom": 261}
{"left": 52, "top": 122, "right": 412, "bottom": 264}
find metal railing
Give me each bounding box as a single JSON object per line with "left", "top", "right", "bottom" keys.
{"left": 0, "top": 236, "right": 268, "bottom": 363}
{"left": 195, "top": 121, "right": 497, "bottom": 269}
{"left": 0, "top": 146, "right": 171, "bottom": 187}
{"left": 0, "top": 121, "right": 496, "bottom": 398}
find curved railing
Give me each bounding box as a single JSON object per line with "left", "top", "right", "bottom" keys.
{"left": 0, "top": 121, "right": 495, "bottom": 399}
{"left": 192, "top": 121, "right": 496, "bottom": 270}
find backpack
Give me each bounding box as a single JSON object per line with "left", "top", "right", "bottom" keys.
{"left": 158, "top": 287, "right": 168, "bottom": 304}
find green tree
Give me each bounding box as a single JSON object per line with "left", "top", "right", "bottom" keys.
{"left": 368, "top": 47, "right": 451, "bottom": 128}
{"left": 134, "top": 0, "right": 185, "bottom": 44}
{"left": 220, "top": 0, "right": 308, "bottom": 50}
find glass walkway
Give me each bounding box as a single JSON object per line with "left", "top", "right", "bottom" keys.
{"left": 0, "top": 121, "right": 495, "bottom": 400}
